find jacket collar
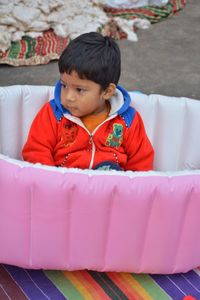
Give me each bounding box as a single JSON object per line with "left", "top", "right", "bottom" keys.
{"left": 109, "top": 85, "right": 131, "bottom": 116}
{"left": 53, "top": 80, "right": 131, "bottom": 120}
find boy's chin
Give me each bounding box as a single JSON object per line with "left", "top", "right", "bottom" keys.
{"left": 70, "top": 112, "right": 83, "bottom": 118}
{"left": 66, "top": 108, "right": 80, "bottom": 117}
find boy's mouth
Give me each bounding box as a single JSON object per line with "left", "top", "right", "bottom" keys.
{"left": 66, "top": 105, "right": 76, "bottom": 110}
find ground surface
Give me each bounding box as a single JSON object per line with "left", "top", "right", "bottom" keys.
{"left": 0, "top": 0, "right": 199, "bottom": 99}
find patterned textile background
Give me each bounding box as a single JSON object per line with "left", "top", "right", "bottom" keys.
{"left": 0, "top": 0, "right": 185, "bottom": 66}
{"left": 0, "top": 264, "right": 199, "bottom": 299}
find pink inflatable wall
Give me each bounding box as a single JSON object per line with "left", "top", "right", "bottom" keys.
{"left": 0, "top": 86, "right": 200, "bottom": 273}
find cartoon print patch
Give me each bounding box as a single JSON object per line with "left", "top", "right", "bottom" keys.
{"left": 105, "top": 123, "right": 123, "bottom": 148}
{"left": 61, "top": 123, "right": 78, "bottom": 147}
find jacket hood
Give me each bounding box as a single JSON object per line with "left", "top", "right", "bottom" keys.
{"left": 114, "top": 85, "right": 131, "bottom": 115}
{"left": 51, "top": 80, "right": 133, "bottom": 122}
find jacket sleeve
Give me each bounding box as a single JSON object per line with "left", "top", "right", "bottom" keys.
{"left": 22, "top": 102, "right": 58, "bottom": 166}
{"left": 124, "top": 112, "right": 154, "bottom": 171}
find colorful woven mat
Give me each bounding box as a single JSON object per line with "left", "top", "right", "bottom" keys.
{"left": 103, "top": 0, "right": 186, "bottom": 24}
{"left": 0, "top": 30, "right": 69, "bottom": 67}
{"left": 0, "top": 0, "right": 186, "bottom": 67}
{"left": 0, "top": 264, "right": 199, "bottom": 299}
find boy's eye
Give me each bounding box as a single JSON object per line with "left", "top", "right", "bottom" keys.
{"left": 76, "top": 88, "right": 85, "bottom": 93}
{"left": 61, "top": 83, "right": 67, "bottom": 89}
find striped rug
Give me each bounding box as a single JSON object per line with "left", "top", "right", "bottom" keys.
{"left": 0, "top": 0, "right": 186, "bottom": 67}
{"left": 103, "top": 0, "right": 186, "bottom": 24}
{"left": 0, "top": 264, "right": 199, "bottom": 300}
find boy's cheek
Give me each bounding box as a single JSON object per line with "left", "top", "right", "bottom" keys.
{"left": 60, "top": 93, "right": 65, "bottom": 106}
{"left": 60, "top": 89, "right": 64, "bottom": 99}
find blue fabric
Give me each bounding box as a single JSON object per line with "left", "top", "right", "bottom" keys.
{"left": 116, "top": 85, "right": 131, "bottom": 114}
{"left": 117, "top": 85, "right": 136, "bottom": 128}
{"left": 120, "top": 106, "right": 136, "bottom": 128}
{"left": 50, "top": 80, "right": 70, "bottom": 121}
{"left": 94, "top": 161, "right": 122, "bottom": 171}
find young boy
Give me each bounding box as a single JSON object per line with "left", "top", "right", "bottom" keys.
{"left": 22, "top": 32, "right": 154, "bottom": 171}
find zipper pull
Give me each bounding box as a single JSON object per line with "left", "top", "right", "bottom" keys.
{"left": 89, "top": 134, "right": 93, "bottom": 144}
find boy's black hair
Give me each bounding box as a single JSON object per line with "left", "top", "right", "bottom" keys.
{"left": 58, "top": 32, "right": 121, "bottom": 90}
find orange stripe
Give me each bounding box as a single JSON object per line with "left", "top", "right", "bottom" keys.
{"left": 76, "top": 271, "right": 111, "bottom": 300}
{"left": 63, "top": 271, "right": 93, "bottom": 299}
{"left": 108, "top": 272, "right": 143, "bottom": 300}
{"left": 121, "top": 273, "right": 153, "bottom": 300}
{"left": 64, "top": 271, "right": 110, "bottom": 299}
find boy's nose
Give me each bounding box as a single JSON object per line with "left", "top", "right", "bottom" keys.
{"left": 65, "top": 89, "right": 76, "bottom": 102}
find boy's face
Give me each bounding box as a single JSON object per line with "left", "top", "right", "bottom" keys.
{"left": 60, "top": 71, "right": 115, "bottom": 118}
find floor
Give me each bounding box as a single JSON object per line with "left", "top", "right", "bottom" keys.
{"left": 0, "top": 0, "right": 199, "bottom": 100}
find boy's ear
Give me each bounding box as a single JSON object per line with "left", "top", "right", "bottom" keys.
{"left": 102, "top": 83, "right": 116, "bottom": 100}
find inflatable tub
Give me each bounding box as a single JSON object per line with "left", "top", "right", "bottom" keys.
{"left": 0, "top": 85, "right": 200, "bottom": 274}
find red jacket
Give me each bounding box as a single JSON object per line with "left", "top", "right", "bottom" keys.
{"left": 22, "top": 83, "right": 154, "bottom": 171}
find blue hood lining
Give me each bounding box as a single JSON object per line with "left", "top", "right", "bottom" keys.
{"left": 50, "top": 80, "right": 70, "bottom": 121}
{"left": 116, "top": 85, "right": 131, "bottom": 114}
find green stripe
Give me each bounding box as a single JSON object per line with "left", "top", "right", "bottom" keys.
{"left": 132, "top": 274, "right": 171, "bottom": 300}
{"left": 149, "top": 5, "right": 172, "bottom": 14}
{"left": 24, "top": 37, "right": 32, "bottom": 59}
{"left": 149, "top": 8, "right": 171, "bottom": 15}
{"left": 8, "top": 41, "right": 21, "bottom": 59}
{"left": 44, "top": 270, "right": 83, "bottom": 300}
{"left": 27, "top": 37, "right": 37, "bottom": 58}
{"left": 89, "top": 271, "right": 129, "bottom": 300}
{"left": 107, "top": 10, "right": 172, "bottom": 23}
{"left": 111, "top": 13, "right": 154, "bottom": 20}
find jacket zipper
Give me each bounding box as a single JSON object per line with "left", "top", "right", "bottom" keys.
{"left": 88, "top": 115, "right": 117, "bottom": 169}
{"left": 64, "top": 114, "right": 117, "bottom": 169}
{"left": 88, "top": 134, "right": 95, "bottom": 169}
